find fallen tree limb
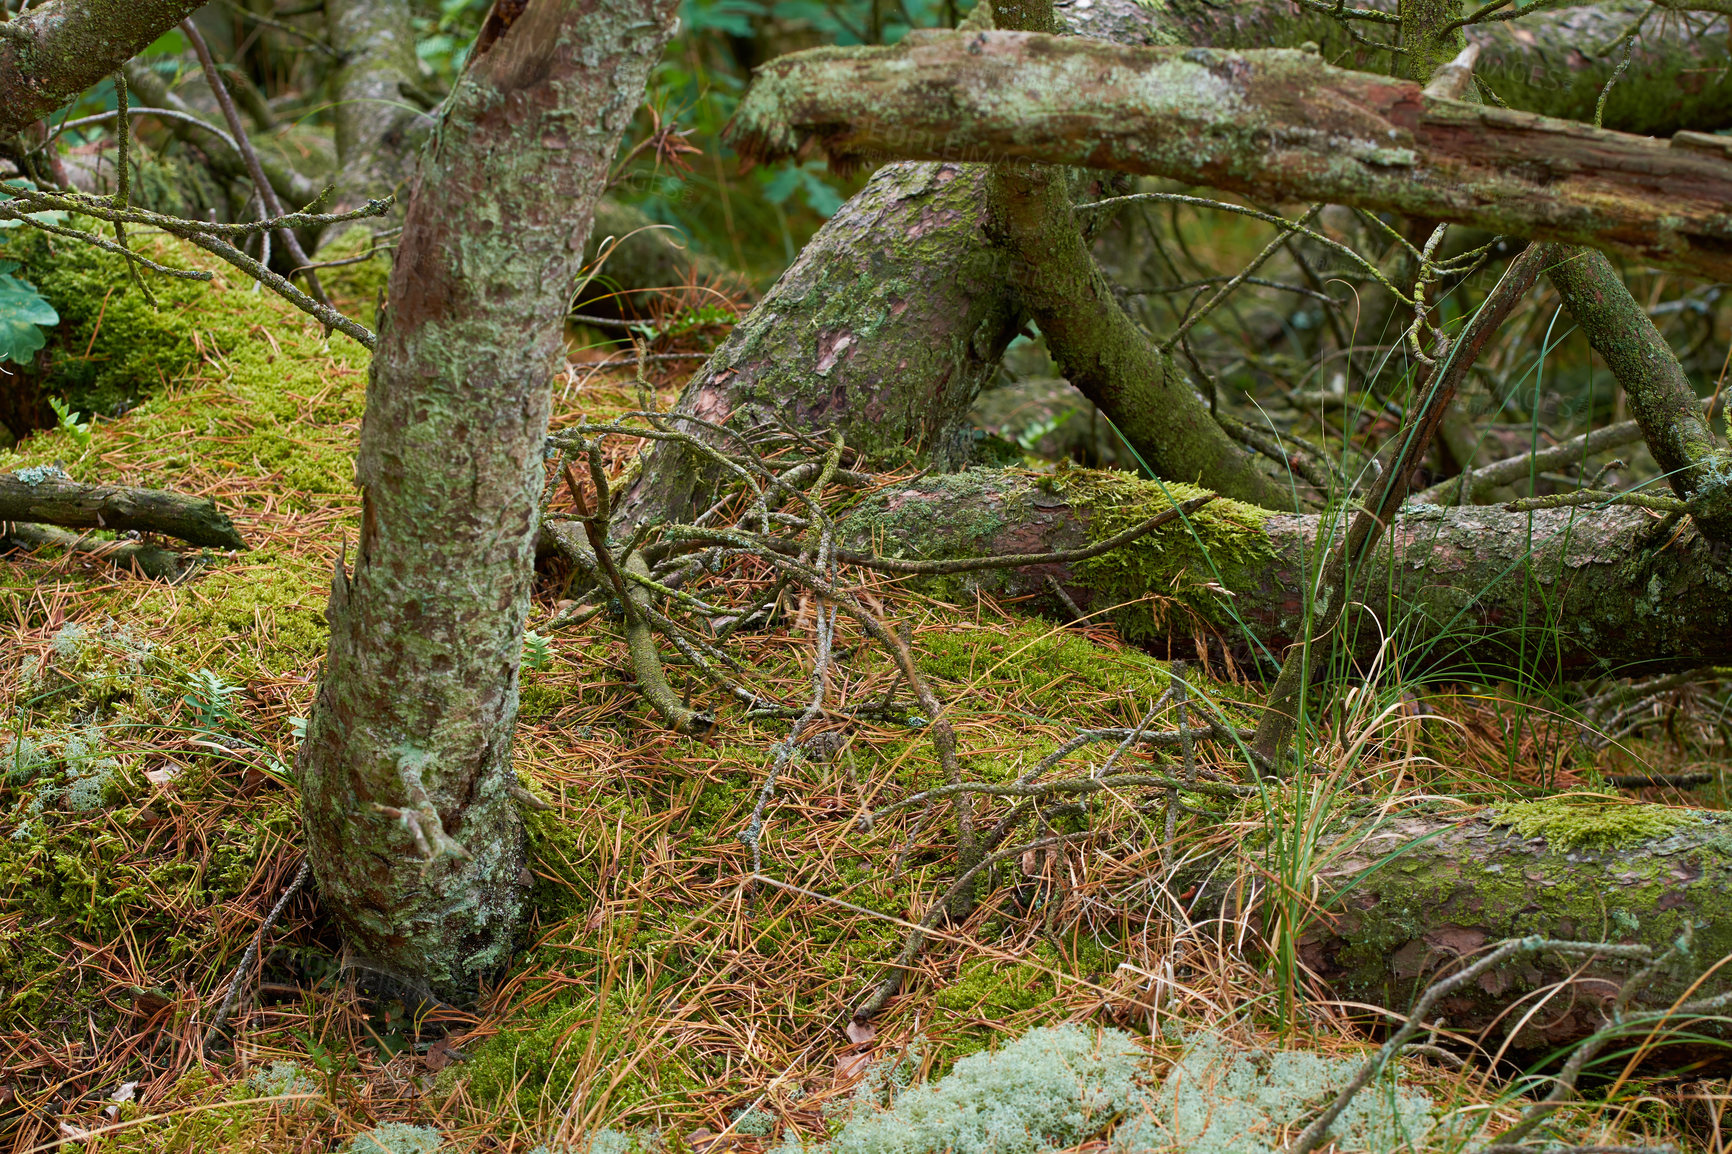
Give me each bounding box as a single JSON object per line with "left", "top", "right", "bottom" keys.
{"left": 838, "top": 467, "right": 1732, "bottom": 677}
{"left": 0, "top": 470, "right": 245, "bottom": 550}
{"left": 1, "top": 522, "right": 187, "bottom": 580}
{"left": 618, "top": 0, "right": 1732, "bottom": 534}
{"left": 1245, "top": 806, "right": 1732, "bottom": 1049}
{"left": 728, "top": 32, "right": 1732, "bottom": 282}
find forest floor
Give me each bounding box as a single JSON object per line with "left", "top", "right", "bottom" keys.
{"left": 1, "top": 231, "right": 1728, "bottom": 1153}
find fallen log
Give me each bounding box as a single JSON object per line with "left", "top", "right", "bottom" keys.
{"left": 2, "top": 522, "right": 186, "bottom": 580}
{"left": 728, "top": 32, "right": 1732, "bottom": 282}
{"left": 837, "top": 467, "right": 1732, "bottom": 677}
{"left": 1244, "top": 803, "right": 1732, "bottom": 1050}
{"left": 0, "top": 468, "right": 246, "bottom": 550}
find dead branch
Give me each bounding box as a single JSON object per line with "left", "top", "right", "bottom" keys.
{"left": 0, "top": 468, "right": 246, "bottom": 550}
{"left": 728, "top": 32, "right": 1732, "bottom": 281}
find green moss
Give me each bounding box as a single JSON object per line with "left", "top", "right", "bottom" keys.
{"left": 1, "top": 224, "right": 367, "bottom": 505}
{"left": 1490, "top": 795, "right": 1702, "bottom": 851}
{"left": 446, "top": 991, "right": 702, "bottom": 1126}
{"left": 916, "top": 615, "right": 1176, "bottom": 719}
{"left": 1058, "top": 468, "right": 1273, "bottom": 642}
{"left": 934, "top": 958, "right": 1050, "bottom": 1018}
{"left": 148, "top": 551, "right": 332, "bottom": 676}
{"left": 0, "top": 222, "right": 203, "bottom": 421}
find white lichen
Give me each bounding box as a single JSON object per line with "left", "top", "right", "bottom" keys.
{"left": 342, "top": 1122, "right": 445, "bottom": 1154}
{"left": 829, "top": 1025, "right": 1145, "bottom": 1154}
{"left": 1110, "top": 1033, "right": 1435, "bottom": 1154}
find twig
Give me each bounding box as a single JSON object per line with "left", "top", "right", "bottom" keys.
{"left": 203, "top": 857, "right": 311, "bottom": 1048}
{"left": 1280, "top": 935, "right": 1666, "bottom": 1154}
{"left": 181, "top": 19, "right": 332, "bottom": 310}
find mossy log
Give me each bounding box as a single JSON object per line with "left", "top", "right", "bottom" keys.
{"left": 728, "top": 32, "right": 1732, "bottom": 283}
{"left": 1068, "top": 0, "right": 1732, "bottom": 139}
{"left": 1, "top": 521, "right": 185, "bottom": 580}
{"left": 837, "top": 467, "right": 1732, "bottom": 677}
{"left": 0, "top": 470, "right": 245, "bottom": 549}
{"left": 1257, "top": 805, "right": 1732, "bottom": 1049}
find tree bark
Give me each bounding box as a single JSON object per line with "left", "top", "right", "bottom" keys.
{"left": 0, "top": 0, "right": 206, "bottom": 138}
{"left": 835, "top": 468, "right": 1732, "bottom": 677}
{"left": 727, "top": 32, "right": 1732, "bottom": 282}
{"left": 0, "top": 471, "right": 245, "bottom": 549}
{"left": 296, "top": 0, "right": 677, "bottom": 1000}
{"left": 1541, "top": 244, "right": 1732, "bottom": 538}
{"left": 985, "top": 161, "right": 1292, "bottom": 509}
{"left": 325, "top": 0, "right": 436, "bottom": 214}
{"left": 1251, "top": 808, "right": 1732, "bottom": 1049}
{"left": 613, "top": 160, "right": 1023, "bottom": 527}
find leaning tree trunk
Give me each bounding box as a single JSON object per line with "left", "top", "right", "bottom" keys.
{"left": 296, "top": 0, "right": 677, "bottom": 1000}
{"left": 833, "top": 468, "right": 1732, "bottom": 677}
{"left": 613, "top": 159, "right": 1023, "bottom": 527}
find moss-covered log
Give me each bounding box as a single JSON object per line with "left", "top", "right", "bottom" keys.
{"left": 728, "top": 32, "right": 1732, "bottom": 283}
{"left": 837, "top": 467, "right": 1732, "bottom": 677}
{"left": 1269, "top": 802, "right": 1732, "bottom": 1049}
{"left": 618, "top": 0, "right": 1732, "bottom": 531}
{"left": 0, "top": 468, "right": 245, "bottom": 549}
{"left": 1068, "top": 0, "right": 1732, "bottom": 138}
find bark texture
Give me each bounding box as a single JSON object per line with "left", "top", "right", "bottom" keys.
{"left": 837, "top": 468, "right": 1732, "bottom": 677}
{"left": 0, "top": 470, "right": 245, "bottom": 549}
{"left": 1063, "top": 0, "right": 1732, "bottom": 138}
{"left": 614, "top": 160, "right": 1022, "bottom": 527}
{"left": 0, "top": 0, "right": 205, "bottom": 138}
{"left": 728, "top": 32, "right": 1732, "bottom": 282}
{"left": 1269, "top": 808, "right": 1732, "bottom": 1048}
{"left": 296, "top": 0, "right": 677, "bottom": 999}
{"left": 1541, "top": 245, "right": 1732, "bottom": 538}
{"left": 325, "top": 0, "right": 436, "bottom": 213}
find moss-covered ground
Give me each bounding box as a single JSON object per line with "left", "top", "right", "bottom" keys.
{"left": 0, "top": 229, "right": 1725, "bottom": 1153}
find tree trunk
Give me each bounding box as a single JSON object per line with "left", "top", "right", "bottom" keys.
{"left": 0, "top": 0, "right": 206, "bottom": 138}
{"left": 613, "top": 160, "right": 1023, "bottom": 526}
{"left": 296, "top": 0, "right": 677, "bottom": 1001}
{"left": 834, "top": 468, "right": 1732, "bottom": 677}
{"left": 728, "top": 31, "right": 1732, "bottom": 283}
{"left": 325, "top": 0, "right": 433, "bottom": 214}
{"left": 1243, "top": 807, "right": 1732, "bottom": 1050}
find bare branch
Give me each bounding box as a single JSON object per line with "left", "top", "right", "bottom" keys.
{"left": 728, "top": 32, "right": 1732, "bottom": 281}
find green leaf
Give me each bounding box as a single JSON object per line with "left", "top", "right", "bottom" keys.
{"left": 0, "top": 269, "right": 58, "bottom": 365}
